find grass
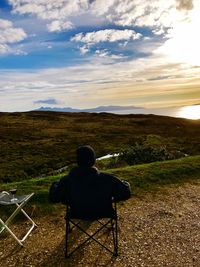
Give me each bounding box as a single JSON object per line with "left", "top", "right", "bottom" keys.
{"left": 110, "top": 155, "right": 200, "bottom": 194}
{"left": 1, "top": 111, "right": 200, "bottom": 182}
{"left": 0, "top": 155, "right": 199, "bottom": 219}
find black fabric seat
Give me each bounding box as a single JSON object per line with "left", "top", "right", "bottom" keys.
{"left": 67, "top": 207, "right": 116, "bottom": 221}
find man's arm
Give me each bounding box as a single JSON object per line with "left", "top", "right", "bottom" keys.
{"left": 48, "top": 175, "right": 70, "bottom": 204}
{"left": 111, "top": 175, "right": 131, "bottom": 202}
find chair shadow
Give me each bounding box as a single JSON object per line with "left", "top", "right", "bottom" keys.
{"left": 0, "top": 243, "right": 23, "bottom": 261}
{"left": 90, "top": 228, "right": 117, "bottom": 267}
{"left": 39, "top": 220, "right": 92, "bottom": 267}
{"left": 39, "top": 220, "right": 117, "bottom": 267}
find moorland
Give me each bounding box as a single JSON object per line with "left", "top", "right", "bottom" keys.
{"left": 0, "top": 111, "right": 200, "bottom": 183}
{"left": 0, "top": 111, "right": 200, "bottom": 266}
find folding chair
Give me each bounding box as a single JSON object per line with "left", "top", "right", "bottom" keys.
{"left": 0, "top": 190, "right": 37, "bottom": 246}
{"left": 65, "top": 200, "right": 118, "bottom": 258}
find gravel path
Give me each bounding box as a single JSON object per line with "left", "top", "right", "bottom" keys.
{"left": 0, "top": 182, "right": 200, "bottom": 267}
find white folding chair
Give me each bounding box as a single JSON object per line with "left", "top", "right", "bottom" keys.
{"left": 0, "top": 191, "right": 37, "bottom": 246}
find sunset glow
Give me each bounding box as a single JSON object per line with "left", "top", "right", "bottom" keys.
{"left": 177, "top": 105, "right": 200, "bottom": 120}
{"left": 156, "top": 2, "right": 200, "bottom": 66}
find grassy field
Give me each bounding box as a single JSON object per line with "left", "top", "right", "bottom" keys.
{"left": 0, "top": 111, "right": 200, "bottom": 183}
{"left": 1, "top": 155, "right": 199, "bottom": 218}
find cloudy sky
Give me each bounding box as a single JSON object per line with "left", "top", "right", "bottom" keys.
{"left": 0, "top": 0, "right": 200, "bottom": 117}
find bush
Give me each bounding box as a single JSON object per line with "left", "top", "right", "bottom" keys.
{"left": 118, "top": 143, "right": 183, "bottom": 165}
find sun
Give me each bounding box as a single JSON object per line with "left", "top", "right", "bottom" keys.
{"left": 156, "top": 3, "right": 200, "bottom": 66}
{"left": 165, "top": 22, "right": 200, "bottom": 66}
{"left": 177, "top": 105, "right": 200, "bottom": 120}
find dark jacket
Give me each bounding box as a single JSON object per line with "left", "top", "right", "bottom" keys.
{"left": 49, "top": 167, "right": 131, "bottom": 219}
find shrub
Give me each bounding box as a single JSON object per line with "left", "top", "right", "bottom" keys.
{"left": 118, "top": 143, "right": 183, "bottom": 165}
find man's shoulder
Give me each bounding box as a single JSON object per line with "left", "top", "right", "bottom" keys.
{"left": 99, "top": 171, "right": 116, "bottom": 180}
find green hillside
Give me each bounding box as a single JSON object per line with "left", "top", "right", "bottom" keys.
{"left": 0, "top": 155, "right": 199, "bottom": 216}
{"left": 0, "top": 111, "right": 200, "bottom": 183}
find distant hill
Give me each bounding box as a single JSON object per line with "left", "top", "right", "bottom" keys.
{"left": 0, "top": 111, "right": 200, "bottom": 183}
{"left": 36, "top": 105, "right": 143, "bottom": 113}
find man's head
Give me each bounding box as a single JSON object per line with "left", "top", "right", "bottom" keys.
{"left": 76, "top": 145, "right": 96, "bottom": 167}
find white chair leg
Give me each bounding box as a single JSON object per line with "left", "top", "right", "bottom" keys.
{"left": 0, "top": 218, "right": 23, "bottom": 246}
{"left": 0, "top": 193, "right": 37, "bottom": 246}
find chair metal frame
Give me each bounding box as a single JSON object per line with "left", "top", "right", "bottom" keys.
{"left": 0, "top": 191, "right": 37, "bottom": 246}
{"left": 65, "top": 201, "right": 118, "bottom": 258}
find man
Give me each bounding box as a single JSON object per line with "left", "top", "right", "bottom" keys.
{"left": 49, "top": 145, "right": 131, "bottom": 219}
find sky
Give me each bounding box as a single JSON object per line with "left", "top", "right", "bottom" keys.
{"left": 0, "top": 0, "right": 200, "bottom": 118}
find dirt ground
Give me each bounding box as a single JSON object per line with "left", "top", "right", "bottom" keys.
{"left": 0, "top": 182, "right": 200, "bottom": 267}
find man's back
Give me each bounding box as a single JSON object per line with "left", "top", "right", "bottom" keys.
{"left": 49, "top": 166, "right": 131, "bottom": 219}
{"left": 67, "top": 167, "right": 115, "bottom": 219}
{"left": 49, "top": 145, "right": 131, "bottom": 219}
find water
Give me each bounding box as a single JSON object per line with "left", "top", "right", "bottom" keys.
{"left": 105, "top": 105, "right": 200, "bottom": 120}
{"left": 176, "top": 105, "right": 200, "bottom": 120}
{"left": 97, "top": 153, "right": 120, "bottom": 161}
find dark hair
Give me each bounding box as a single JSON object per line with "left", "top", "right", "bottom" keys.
{"left": 76, "top": 145, "right": 96, "bottom": 167}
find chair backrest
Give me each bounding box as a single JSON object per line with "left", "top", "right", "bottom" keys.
{"left": 67, "top": 173, "right": 116, "bottom": 220}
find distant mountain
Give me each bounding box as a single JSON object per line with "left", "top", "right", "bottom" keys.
{"left": 35, "top": 105, "right": 143, "bottom": 113}
{"left": 37, "top": 106, "right": 80, "bottom": 112}
{"left": 85, "top": 105, "right": 143, "bottom": 112}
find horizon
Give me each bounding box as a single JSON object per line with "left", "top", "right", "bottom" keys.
{"left": 32, "top": 104, "right": 200, "bottom": 120}
{"left": 1, "top": 104, "right": 200, "bottom": 120}
{"left": 0, "top": 1, "right": 200, "bottom": 119}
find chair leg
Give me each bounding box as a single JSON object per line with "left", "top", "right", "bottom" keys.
{"left": 65, "top": 218, "right": 70, "bottom": 258}
{"left": 0, "top": 198, "right": 37, "bottom": 246}
{"left": 0, "top": 218, "right": 23, "bottom": 246}
{"left": 65, "top": 216, "right": 119, "bottom": 258}
{"left": 114, "top": 217, "right": 118, "bottom": 256}
{"left": 111, "top": 218, "right": 118, "bottom": 256}
{"left": 66, "top": 219, "right": 116, "bottom": 258}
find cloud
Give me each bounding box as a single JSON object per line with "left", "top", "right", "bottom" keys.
{"left": 94, "top": 49, "right": 125, "bottom": 59}
{"left": 0, "top": 19, "right": 27, "bottom": 55}
{"left": 1, "top": 52, "right": 199, "bottom": 112}
{"left": 147, "top": 75, "right": 172, "bottom": 81}
{"left": 71, "top": 29, "right": 142, "bottom": 44}
{"left": 176, "top": 0, "right": 194, "bottom": 10}
{"left": 0, "top": 44, "right": 11, "bottom": 54}
{"left": 95, "top": 49, "right": 109, "bottom": 57}
{"left": 47, "top": 20, "right": 73, "bottom": 32}
{"left": 7, "top": 0, "right": 197, "bottom": 55}
{"left": 0, "top": 19, "right": 13, "bottom": 29}
{"left": 8, "top": 0, "right": 89, "bottom": 32}
{"left": 8, "top": 0, "right": 184, "bottom": 36}
{"left": 34, "top": 98, "right": 60, "bottom": 105}
{"left": 90, "top": 1, "right": 177, "bottom": 33}
{"left": 9, "top": 0, "right": 90, "bottom": 18}
{"left": 71, "top": 29, "right": 141, "bottom": 56}
{"left": 79, "top": 45, "right": 90, "bottom": 55}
